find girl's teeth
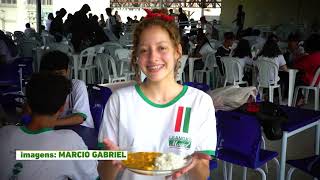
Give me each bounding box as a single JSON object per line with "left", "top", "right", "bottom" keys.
{"left": 149, "top": 65, "right": 162, "bottom": 70}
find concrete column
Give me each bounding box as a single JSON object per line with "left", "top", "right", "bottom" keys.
{"left": 36, "top": 0, "right": 41, "bottom": 32}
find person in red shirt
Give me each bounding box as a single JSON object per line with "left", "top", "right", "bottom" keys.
{"left": 293, "top": 33, "right": 320, "bottom": 106}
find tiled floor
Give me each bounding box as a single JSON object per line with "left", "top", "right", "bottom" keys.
{"left": 210, "top": 94, "right": 319, "bottom": 180}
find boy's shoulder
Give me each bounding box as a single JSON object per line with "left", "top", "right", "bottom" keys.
{"left": 47, "top": 129, "right": 87, "bottom": 149}
{"left": 51, "top": 129, "right": 82, "bottom": 141}
{"left": 0, "top": 125, "right": 81, "bottom": 140}
{"left": 0, "top": 126, "right": 81, "bottom": 145}
{"left": 0, "top": 125, "right": 19, "bottom": 135}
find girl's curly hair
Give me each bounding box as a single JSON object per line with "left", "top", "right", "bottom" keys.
{"left": 131, "top": 12, "right": 182, "bottom": 83}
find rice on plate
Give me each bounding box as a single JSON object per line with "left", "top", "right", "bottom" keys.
{"left": 154, "top": 152, "right": 188, "bottom": 170}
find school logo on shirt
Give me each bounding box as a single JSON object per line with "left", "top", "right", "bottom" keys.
{"left": 168, "top": 106, "right": 192, "bottom": 149}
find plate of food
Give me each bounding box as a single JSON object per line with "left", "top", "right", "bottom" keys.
{"left": 122, "top": 152, "right": 193, "bottom": 176}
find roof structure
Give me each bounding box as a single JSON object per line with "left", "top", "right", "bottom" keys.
{"left": 110, "top": 0, "right": 221, "bottom": 9}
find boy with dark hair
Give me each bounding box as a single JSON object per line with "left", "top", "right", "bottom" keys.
{"left": 24, "top": 23, "right": 36, "bottom": 38}
{"left": 40, "top": 50, "right": 94, "bottom": 128}
{"left": 0, "top": 73, "right": 98, "bottom": 179}
{"left": 215, "top": 32, "right": 235, "bottom": 75}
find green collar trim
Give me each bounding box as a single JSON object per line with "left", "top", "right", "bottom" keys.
{"left": 97, "top": 142, "right": 105, "bottom": 149}
{"left": 20, "top": 126, "right": 53, "bottom": 134}
{"left": 135, "top": 84, "right": 188, "bottom": 108}
{"left": 73, "top": 112, "right": 87, "bottom": 120}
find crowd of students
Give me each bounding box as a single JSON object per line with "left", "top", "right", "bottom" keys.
{"left": 25, "top": 4, "right": 144, "bottom": 53}
{"left": 183, "top": 20, "right": 320, "bottom": 106}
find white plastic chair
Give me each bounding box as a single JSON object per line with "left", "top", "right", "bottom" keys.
{"left": 119, "top": 32, "right": 133, "bottom": 46}
{"left": 41, "top": 33, "right": 55, "bottom": 46}
{"left": 13, "top": 31, "right": 26, "bottom": 44}
{"left": 293, "top": 66, "right": 320, "bottom": 110}
{"left": 114, "top": 48, "right": 132, "bottom": 75}
{"left": 221, "top": 57, "right": 248, "bottom": 87}
{"left": 102, "top": 42, "right": 123, "bottom": 49}
{"left": 104, "top": 28, "right": 119, "bottom": 42}
{"left": 5, "top": 31, "right": 13, "bottom": 39}
{"left": 99, "top": 80, "right": 136, "bottom": 92}
{"left": 209, "top": 39, "right": 221, "bottom": 49}
{"left": 78, "top": 47, "right": 98, "bottom": 84}
{"left": 193, "top": 50, "right": 217, "bottom": 88}
{"left": 188, "top": 41, "right": 196, "bottom": 56}
{"left": 96, "top": 53, "right": 126, "bottom": 83}
{"left": 255, "top": 57, "right": 282, "bottom": 103}
{"left": 114, "top": 48, "right": 135, "bottom": 80}
{"left": 103, "top": 42, "right": 123, "bottom": 59}
{"left": 94, "top": 45, "right": 105, "bottom": 54}
{"left": 17, "top": 39, "right": 39, "bottom": 58}
{"left": 94, "top": 45, "right": 105, "bottom": 81}
{"left": 47, "top": 42, "right": 74, "bottom": 54}
{"left": 253, "top": 25, "right": 272, "bottom": 38}
{"left": 251, "top": 43, "right": 261, "bottom": 59}
{"left": 176, "top": 55, "right": 188, "bottom": 84}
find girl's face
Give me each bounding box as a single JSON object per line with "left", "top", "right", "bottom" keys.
{"left": 137, "top": 25, "right": 181, "bottom": 83}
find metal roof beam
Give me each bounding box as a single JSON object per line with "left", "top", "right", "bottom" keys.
{"left": 110, "top": 0, "right": 221, "bottom": 8}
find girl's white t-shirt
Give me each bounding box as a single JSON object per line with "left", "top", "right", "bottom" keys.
{"left": 98, "top": 85, "right": 217, "bottom": 180}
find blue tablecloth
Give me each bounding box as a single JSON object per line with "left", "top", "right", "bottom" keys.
{"left": 280, "top": 106, "right": 320, "bottom": 132}
{"left": 217, "top": 105, "right": 320, "bottom": 133}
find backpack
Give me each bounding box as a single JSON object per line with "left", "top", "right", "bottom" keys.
{"left": 308, "top": 156, "right": 320, "bottom": 178}
{"left": 238, "top": 102, "right": 288, "bottom": 140}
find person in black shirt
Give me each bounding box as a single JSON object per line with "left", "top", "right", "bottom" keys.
{"left": 50, "top": 8, "right": 67, "bottom": 42}
{"left": 90, "top": 15, "right": 108, "bottom": 45}
{"left": 63, "top": 13, "right": 73, "bottom": 34}
{"left": 178, "top": 8, "right": 188, "bottom": 34}
{"left": 71, "top": 4, "right": 91, "bottom": 52}
{"left": 189, "top": 19, "right": 197, "bottom": 37}
{"left": 215, "top": 32, "right": 235, "bottom": 76}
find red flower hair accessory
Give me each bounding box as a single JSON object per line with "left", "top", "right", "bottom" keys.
{"left": 144, "top": 9, "right": 175, "bottom": 22}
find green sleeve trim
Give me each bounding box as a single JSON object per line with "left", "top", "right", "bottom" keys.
{"left": 97, "top": 142, "right": 105, "bottom": 149}
{"left": 96, "top": 176, "right": 100, "bottom": 180}
{"left": 200, "top": 150, "right": 216, "bottom": 157}
{"left": 73, "top": 112, "right": 87, "bottom": 121}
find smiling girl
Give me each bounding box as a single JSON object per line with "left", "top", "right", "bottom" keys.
{"left": 98, "top": 9, "right": 216, "bottom": 180}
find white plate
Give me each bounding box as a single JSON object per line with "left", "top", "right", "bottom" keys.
{"left": 125, "top": 155, "right": 192, "bottom": 176}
